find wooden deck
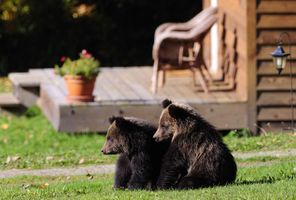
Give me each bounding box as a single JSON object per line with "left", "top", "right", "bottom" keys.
{"left": 34, "top": 66, "right": 248, "bottom": 132}
{"left": 94, "top": 67, "right": 244, "bottom": 104}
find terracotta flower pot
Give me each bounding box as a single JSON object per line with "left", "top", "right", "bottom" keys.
{"left": 64, "top": 75, "right": 96, "bottom": 102}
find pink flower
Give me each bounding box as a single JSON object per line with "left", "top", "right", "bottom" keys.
{"left": 60, "top": 56, "right": 66, "bottom": 62}
{"left": 81, "top": 49, "right": 88, "bottom": 55}
{"left": 84, "top": 53, "right": 92, "bottom": 58}
{"left": 81, "top": 49, "right": 92, "bottom": 58}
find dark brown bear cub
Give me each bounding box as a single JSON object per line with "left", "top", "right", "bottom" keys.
{"left": 153, "top": 99, "right": 237, "bottom": 189}
{"left": 101, "top": 116, "right": 169, "bottom": 190}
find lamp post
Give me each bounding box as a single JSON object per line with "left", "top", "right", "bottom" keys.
{"left": 271, "top": 32, "right": 294, "bottom": 133}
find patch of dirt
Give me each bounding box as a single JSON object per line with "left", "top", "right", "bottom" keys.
{"left": 1, "top": 149, "right": 296, "bottom": 179}
{"left": 233, "top": 149, "right": 296, "bottom": 159}
{"left": 0, "top": 164, "right": 115, "bottom": 179}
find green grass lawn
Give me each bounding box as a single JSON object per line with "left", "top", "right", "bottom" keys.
{"left": 224, "top": 131, "right": 296, "bottom": 152}
{"left": 0, "top": 107, "right": 116, "bottom": 170}
{"left": 237, "top": 155, "right": 296, "bottom": 165}
{"left": 1, "top": 106, "right": 296, "bottom": 170}
{"left": 1, "top": 161, "right": 296, "bottom": 200}
{"left": 0, "top": 77, "right": 12, "bottom": 93}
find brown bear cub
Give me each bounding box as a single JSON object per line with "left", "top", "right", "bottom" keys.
{"left": 153, "top": 99, "right": 237, "bottom": 189}
{"left": 101, "top": 116, "right": 170, "bottom": 190}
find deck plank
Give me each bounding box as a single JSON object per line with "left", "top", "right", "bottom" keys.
{"left": 112, "top": 67, "right": 155, "bottom": 101}
{"left": 101, "top": 68, "right": 137, "bottom": 101}
{"left": 166, "top": 76, "right": 195, "bottom": 102}
{"left": 95, "top": 69, "right": 125, "bottom": 101}
{"left": 175, "top": 83, "right": 201, "bottom": 103}
{"left": 134, "top": 66, "right": 185, "bottom": 100}
{"left": 109, "top": 68, "right": 142, "bottom": 100}
{"left": 131, "top": 67, "right": 166, "bottom": 101}
{"left": 93, "top": 68, "right": 114, "bottom": 101}
{"left": 42, "top": 69, "right": 67, "bottom": 95}
{"left": 159, "top": 73, "right": 195, "bottom": 101}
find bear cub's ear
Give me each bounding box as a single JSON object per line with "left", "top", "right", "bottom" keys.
{"left": 109, "top": 116, "right": 117, "bottom": 124}
{"left": 109, "top": 116, "right": 126, "bottom": 126}
{"left": 114, "top": 116, "right": 126, "bottom": 127}
{"left": 162, "top": 99, "right": 172, "bottom": 108}
{"left": 168, "top": 104, "right": 188, "bottom": 119}
{"left": 114, "top": 117, "right": 135, "bottom": 131}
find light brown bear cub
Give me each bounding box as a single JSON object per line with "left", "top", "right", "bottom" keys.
{"left": 153, "top": 99, "right": 237, "bottom": 189}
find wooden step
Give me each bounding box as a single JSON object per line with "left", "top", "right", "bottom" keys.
{"left": 257, "top": 1, "right": 296, "bottom": 14}
{"left": 258, "top": 107, "right": 293, "bottom": 121}
{"left": 0, "top": 93, "right": 21, "bottom": 107}
{"left": 8, "top": 72, "right": 44, "bottom": 87}
{"left": 257, "top": 92, "right": 296, "bottom": 106}
{"left": 8, "top": 71, "right": 51, "bottom": 107}
{"left": 257, "top": 76, "right": 296, "bottom": 91}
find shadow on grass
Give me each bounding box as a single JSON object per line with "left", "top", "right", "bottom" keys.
{"left": 0, "top": 105, "right": 27, "bottom": 116}
{"left": 62, "top": 131, "right": 106, "bottom": 136}
{"left": 235, "top": 173, "right": 296, "bottom": 186}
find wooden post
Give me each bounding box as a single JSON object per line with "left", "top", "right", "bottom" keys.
{"left": 203, "top": 0, "right": 212, "bottom": 70}
{"left": 246, "top": 0, "right": 258, "bottom": 134}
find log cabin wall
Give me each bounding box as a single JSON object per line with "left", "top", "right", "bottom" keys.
{"left": 255, "top": 0, "right": 296, "bottom": 133}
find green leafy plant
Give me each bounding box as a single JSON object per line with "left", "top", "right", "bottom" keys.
{"left": 55, "top": 49, "right": 100, "bottom": 79}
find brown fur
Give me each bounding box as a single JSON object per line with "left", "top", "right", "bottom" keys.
{"left": 153, "top": 99, "right": 237, "bottom": 189}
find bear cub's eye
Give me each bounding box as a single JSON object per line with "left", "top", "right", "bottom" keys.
{"left": 107, "top": 136, "right": 113, "bottom": 142}
{"left": 161, "top": 124, "right": 167, "bottom": 129}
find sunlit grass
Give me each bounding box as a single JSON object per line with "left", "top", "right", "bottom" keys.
{"left": 224, "top": 131, "right": 296, "bottom": 152}
{"left": 0, "top": 106, "right": 116, "bottom": 170}
{"left": 1, "top": 161, "right": 296, "bottom": 200}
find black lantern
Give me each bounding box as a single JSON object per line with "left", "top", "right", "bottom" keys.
{"left": 271, "top": 32, "right": 294, "bottom": 133}
{"left": 271, "top": 45, "right": 290, "bottom": 75}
